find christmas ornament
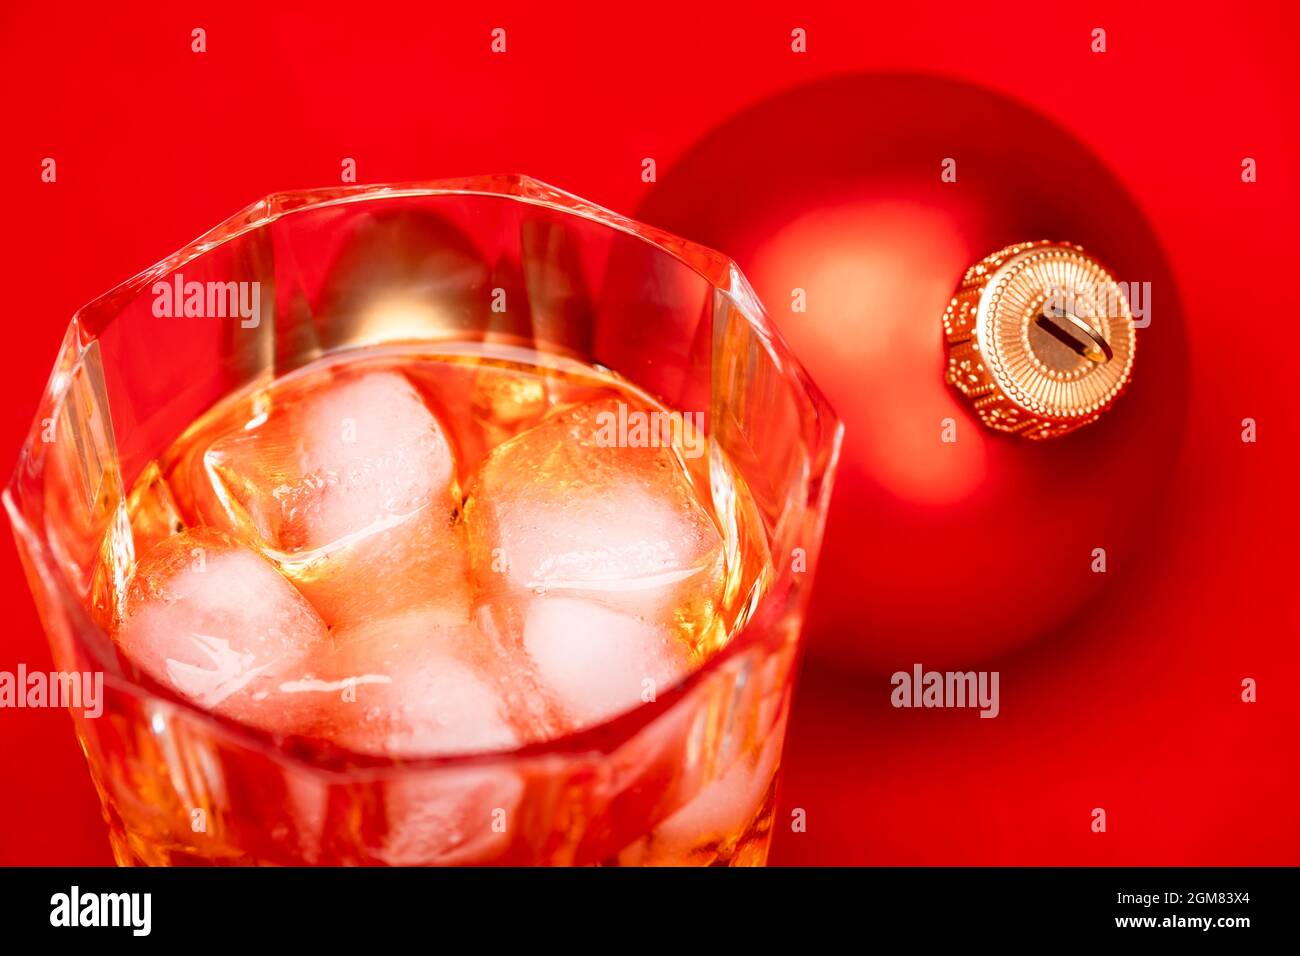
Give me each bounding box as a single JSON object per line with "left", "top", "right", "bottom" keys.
{"left": 640, "top": 74, "right": 1187, "bottom": 672}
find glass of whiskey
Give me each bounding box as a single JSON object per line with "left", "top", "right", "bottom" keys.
{"left": 5, "top": 176, "right": 842, "bottom": 865}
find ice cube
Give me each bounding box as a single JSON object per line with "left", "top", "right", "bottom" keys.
{"left": 643, "top": 729, "right": 783, "bottom": 865}
{"left": 198, "top": 369, "right": 469, "bottom": 627}
{"left": 116, "top": 528, "right": 330, "bottom": 733}
{"left": 310, "top": 610, "right": 520, "bottom": 757}
{"left": 464, "top": 397, "right": 725, "bottom": 635}
{"left": 204, "top": 369, "right": 454, "bottom": 550}
{"left": 523, "top": 596, "right": 688, "bottom": 728}
{"left": 372, "top": 768, "right": 523, "bottom": 865}
{"left": 288, "top": 508, "right": 472, "bottom": 630}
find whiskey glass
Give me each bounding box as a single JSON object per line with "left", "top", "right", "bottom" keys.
{"left": 5, "top": 176, "right": 841, "bottom": 865}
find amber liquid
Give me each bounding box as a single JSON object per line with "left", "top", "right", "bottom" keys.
{"left": 96, "top": 342, "right": 778, "bottom": 865}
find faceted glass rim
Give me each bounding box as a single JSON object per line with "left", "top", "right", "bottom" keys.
{"left": 5, "top": 174, "right": 844, "bottom": 778}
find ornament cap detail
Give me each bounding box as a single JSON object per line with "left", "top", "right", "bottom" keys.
{"left": 943, "top": 240, "right": 1136, "bottom": 440}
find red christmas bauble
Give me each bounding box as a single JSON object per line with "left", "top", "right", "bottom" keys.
{"left": 640, "top": 74, "right": 1188, "bottom": 673}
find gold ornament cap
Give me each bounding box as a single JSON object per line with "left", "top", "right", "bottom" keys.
{"left": 942, "top": 240, "right": 1136, "bottom": 440}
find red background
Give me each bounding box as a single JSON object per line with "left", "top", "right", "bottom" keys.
{"left": 0, "top": 0, "right": 1295, "bottom": 864}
